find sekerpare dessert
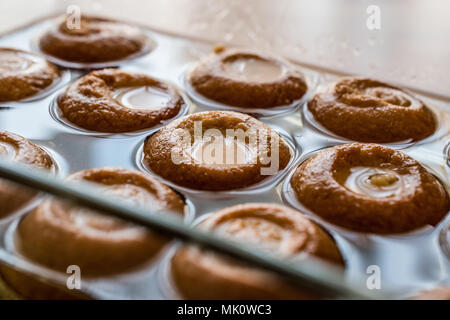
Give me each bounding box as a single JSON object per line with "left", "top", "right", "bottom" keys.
{"left": 188, "top": 47, "right": 308, "bottom": 109}
{"left": 143, "top": 110, "right": 292, "bottom": 190}
{"left": 171, "top": 203, "right": 344, "bottom": 299}
{"left": 0, "top": 131, "right": 54, "bottom": 218}
{"left": 57, "top": 69, "right": 186, "bottom": 133}
{"left": 307, "top": 77, "right": 436, "bottom": 143}
{"left": 0, "top": 48, "right": 60, "bottom": 102}
{"left": 39, "top": 15, "right": 151, "bottom": 64}
{"left": 290, "top": 143, "right": 449, "bottom": 234}
{"left": 15, "top": 167, "right": 186, "bottom": 277}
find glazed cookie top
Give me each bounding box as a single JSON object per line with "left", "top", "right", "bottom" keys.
{"left": 188, "top": 47, "right": 308, "bottom": 109}
{"left": 57, "top": 69, "right": 186, "bottom": 133}
{"left": 17, "top": 167, "right": 185, "bottom": 276}
{"left": 0, "top": 130, "right": 54, "bottom": 169}
{"left": 171, "top": 203, "right": 344, "bottom": 299}
{"left": 0, "top": 131, "right": 54, "bottom": 218}
{"left": 143, "top": 110, "right": 292, "bottom": 190}
{"left": 68, "top": 167, "right": 186, "bottom": 213}
{"left": 308, "top": 77, "right": 436, "bottom": 142}
{"left": 195, "top": 203, "right": 344, "bottom": 263}
{"left": 39, "top": 15, "right": 150, "bottom": 64}
{"left": 0, "top": 48, "right": 60, "bottom": 102}
{"left": 291, "top": 143, "right": 449, "bottom": 234}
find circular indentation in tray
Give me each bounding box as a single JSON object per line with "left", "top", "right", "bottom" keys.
{"left": 156, "top": 246, "right": 182, "bottom": 299}
{"left": 439, "top": 220, "right": 450, "bottom": 263}
{"left": 1, "top": 218, "right": 82, "bottom": 294}
{"left": 0, "top": 15, "right": 447, "bottom": 300}
{"left": 49, "top": 86, "right": 191, "bottom": 138}
{"left": 301, "top": 102, "right": 446, "bottom": 150}
{"left": 0, "top": 201, "right": 196, "bottom": 299}
{"left": 155, "top": 214, "right": 211, "bottom": 299}
{"left": 0, "top": 69, "right": 71, "bottom": 108}
{"left": 444, "top": 141, "right": 450, "bottom": 170}
{"left": 281, "top": 150, "right": 448, "bottom": 240}
{"left": 0, "top": 144, "right": 66, "bottom": 225}
{"left": 32, "top": 26, "right": 156, "bottom": 70}
{"left": 183, "top": 64, "right": 319, "bottom": 118}
{"left": 134, "top": 129, "right": 299, "bottom": 199}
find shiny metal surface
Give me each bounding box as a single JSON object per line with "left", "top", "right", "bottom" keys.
{"left": 0, "top": 16, "right": 448, "bottom": 299}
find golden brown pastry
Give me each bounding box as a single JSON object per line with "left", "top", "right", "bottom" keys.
{"left": 290, "top": 143, "right": 449, "bottom": 234}
{"left": 143, "top": 111, "right": 292, "bottom": 190}
{"left": 171, "top": 203, "right": 344, "bottom": 299}
{"left": 39, "top": 15, "right": 150, "bottom": 64}
{"left": 15, "top": 167, "right": 186, "bottom": 277}
{"left": 308, "top": 77, "right": 436, "bottom": 142}
{"left": 0, "top": 131, "right": 54, "bottom": 218}
{"left": 57, "top": 69, "right": 186, "bottom": 133}
{"left": 0, "top": 48, "right": 60, "bottom": 102}
{"left": 188, "top": 47, "right": 308, "bottom": 109}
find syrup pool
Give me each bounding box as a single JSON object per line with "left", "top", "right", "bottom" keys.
{"left": 223, "top": 57, "right": 284, "bottom": 83}
{"left": 114, "top": 86, "right": 171, "bottom": 110}
{"left": 344, "top": 167, "right": 405, "bottom": 198}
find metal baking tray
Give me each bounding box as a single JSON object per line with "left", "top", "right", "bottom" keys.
{"left": 0, "top": 14, "right": 448, "bottom": 299}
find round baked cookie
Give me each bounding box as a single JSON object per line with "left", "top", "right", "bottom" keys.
{"left": 307, "top": 77, "right": 436, "bottom": 142}
{"left": 188, "top": 46, "right": 308, "bottom": 109}
{"left": 290, "top": 143, "right": 449, "bottom": 234}
{"left": 410, "top": 287, "right": 450, "bottom": 300}
{"left": 0, "top": 131, "right": 54, "bottom": 218}
{"left": 0, "top": 48, "right": 60, "bottom": 102}
{"left": 171, "top": 203, "right": 344, "bottom": 299}
{"left": 15, "top": 167, "right": 186, "bottom": 277}
{"left": 39, "top": 15, "right": 150, "bottom": 64}
{"left": 57, "top": 69, "right": 186, "bottom": 133}
{"left": 143, "top": 110, "right": 292, "bottom": 191}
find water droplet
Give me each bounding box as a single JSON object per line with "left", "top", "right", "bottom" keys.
{"left": 92, "top": 2, "right": 102, "bottom": 11}
{"left": 340, "top": 41, "right": 348, "bottom": 49}
{"left": 224, "top": 33, "right": 234, "bottom": 42}
{"left": 353, "top": 47, "right": 361, "bottom": 56}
